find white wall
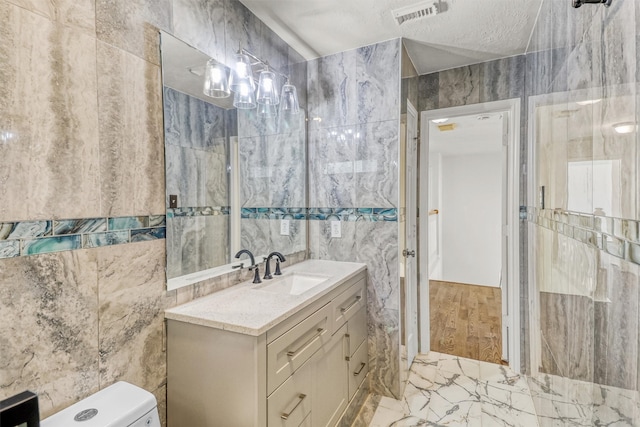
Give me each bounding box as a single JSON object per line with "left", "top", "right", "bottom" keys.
{"left": 440, "top": 152, "right": 502, "bottom": 287}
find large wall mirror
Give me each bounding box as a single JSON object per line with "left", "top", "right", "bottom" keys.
{"left": 160, "top": 32, "right": 308, "bottom": 290}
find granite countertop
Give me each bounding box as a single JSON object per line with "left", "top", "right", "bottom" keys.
{"left": 164, "top": 259, "right": 367, "bottom": 336}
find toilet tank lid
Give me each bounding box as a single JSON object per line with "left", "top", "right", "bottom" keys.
{"left": 41, "top": 382, "right": 157, "bottom": 427}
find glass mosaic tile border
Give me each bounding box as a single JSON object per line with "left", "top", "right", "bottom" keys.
{"left": 527, "top": 206, "right": 640, "bottom": 265}
{"left": 0, "top": 215, "right": 166, "bottom": 259}
{"left": 241, "top": 207, "right": 398, "bottom": 222}
{"left": 167, "top": 206, "right": 230, "bottom": 218}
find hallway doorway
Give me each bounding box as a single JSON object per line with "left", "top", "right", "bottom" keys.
{"left": 418, "top": 100, "right": 521, "bottom": 371}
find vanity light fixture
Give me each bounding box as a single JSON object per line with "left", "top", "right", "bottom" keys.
{"left": 202, "top": 48, "right": 300, "bottom": 116}
{"left": 256, "top": 67, "right": 279, "bottom": 106}
{"left": 613, "top": 122, "right": 637, "bottom": 134}
{"left": 432, "top": 118, "right": 448, "bottom": 124}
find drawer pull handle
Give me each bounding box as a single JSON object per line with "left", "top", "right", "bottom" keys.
{"left": 353, "top": 362, "right": 366, "bottom": 376}
{"left": 286, "top": 328, "right": 324, "bottom": 357}
{"left": 340, "top": 295, "right": 362, "bottom": 313}
{"left": 281, "top": 393, "right": 307, "bottom": 420}
{"left": 345, "top": 333, "right": 351, "bottom": 361}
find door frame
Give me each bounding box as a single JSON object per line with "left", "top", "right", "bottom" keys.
{"left": 418, "top": 98, "right": 521, "bottom": 373}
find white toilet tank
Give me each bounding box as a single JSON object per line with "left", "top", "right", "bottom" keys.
{"left": 41, "top": 381, "right": 161, "bottom": 427}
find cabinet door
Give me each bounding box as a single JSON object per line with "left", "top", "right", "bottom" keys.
{"left": 268, "top": 358, "right": 313, "bottom": 427}
{"left": 312, "top": 323, "right": 348, "bottom": 427}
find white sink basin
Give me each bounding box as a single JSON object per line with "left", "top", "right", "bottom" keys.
{"left": 254, "top": 273, "right": 330, "bottom": 295}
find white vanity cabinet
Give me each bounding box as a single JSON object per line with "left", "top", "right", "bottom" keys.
{"left": 166, "top": 264, "right": 367, "bottom": 427}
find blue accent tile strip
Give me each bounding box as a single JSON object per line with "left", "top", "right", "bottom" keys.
{"left": 22, "top": 235, "right": 82, "bottom": 255}
{"left": 54, "top": 218, "right": 107, "bottom": 235}
{"left": 240, "top": 207, "right": 398, "bottom": 221}
{"left": 83, "top": 230, "right": 130, "bottom": 249}
{"left": 0, "top": 214, "right": 166, "bottom": 259}
{"left": 131, "top": 227, "right": 166, "bottom": 242}
{"left": 168, "top": 206, "right": 230, "bottom": 218}
{"left": 108, "top": 216, "right": 149, "bottom": 231}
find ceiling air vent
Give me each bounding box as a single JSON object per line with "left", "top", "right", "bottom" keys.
{"left": 392, "top": 1, "right": 439, "bottom": 25}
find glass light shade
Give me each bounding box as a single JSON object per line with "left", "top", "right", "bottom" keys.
{"left": 258, "top": 102, "right": 278, "bottom": 118}
{"left": 230, "top": 53, "right": 254, "bottom": 92}
{"left": 279, "top": 83, "right": 299, "bottom": 115}
{"left": 233, "top": 82, "right": 257, "bottom": 109}
{"left": 256, "top": 70, "right": 279, "bottom": 105}
{"left": 203, "top": 59, "right": 230, "bottom": 98}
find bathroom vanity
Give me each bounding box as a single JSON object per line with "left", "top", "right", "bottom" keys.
{"left": 165, "top": 260, "right": 368, "bottom": 427}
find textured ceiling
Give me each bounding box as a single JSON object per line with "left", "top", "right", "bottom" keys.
{"left": 239, "top": 0, "right": 543, "bottom": 74}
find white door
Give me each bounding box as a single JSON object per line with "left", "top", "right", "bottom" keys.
{"left": 404, "top": 101, "right": 419, "bottom": 367}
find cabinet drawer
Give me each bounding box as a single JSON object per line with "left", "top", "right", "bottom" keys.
{"left": 268, "top": 359, "right": 313, "bottom": 427}
{"left": 346, "top": 307, "right": 367, "bottom": 358}
{"left": 299, "top": 413, "right": 312, "bottom": 427}
{"left": 348, "top": 340, "right": 369, "bottom": 400}
{"left": 330, "top": 278, "right": 366, "bottom": 332}
{"left": 268, "top": 304, "right": 331, "bottom": 394}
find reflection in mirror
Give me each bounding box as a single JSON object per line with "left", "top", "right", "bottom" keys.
{"left": 160, "top": 32, "right": 308, "bottom": 290}
{"left": 161, "top": 33, "right": 238, "bottom": 287}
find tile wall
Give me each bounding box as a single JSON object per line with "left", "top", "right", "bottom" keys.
{"left": 0, "top": 0, "right": 305, "bottom": 424}
{"left": 526, "top": 0, "right": 640, "bottom": 424}
{"left": 306, "top": 38, "right": 404, "bottom": 398}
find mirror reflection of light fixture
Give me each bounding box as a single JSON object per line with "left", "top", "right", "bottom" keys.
{"left": 613, "top": 122, "right": 637, "bottom": 134}
{"left": 203, "top": 59, "right": 230, "bottom": 98}
{"left": 257, "top": 103, "right": 278, "bottom": 118}
{"left": 432, "top": 118, "right": 448, "bottom": 124}
{"left": 279, "top": 80, "right": 300, "bottom": 116}
{"left": 576, "top": 99, "right": 602, "bottom": 106}
{"left": 233, "top": 81, "right": 257, "bottom": 109}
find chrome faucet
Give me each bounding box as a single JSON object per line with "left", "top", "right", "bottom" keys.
{"left": 234, "top": 249, "right": 261, "bottom": 284}
{"left": 263, "top": 252, "right": 286, "bottom": 280}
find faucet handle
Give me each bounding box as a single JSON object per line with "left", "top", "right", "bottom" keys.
{"left": 274, "top": 258, "right": 283, "bottom": 276}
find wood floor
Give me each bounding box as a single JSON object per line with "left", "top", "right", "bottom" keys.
{"left": 429, "top": 280, "right": 506, "bottom": 365}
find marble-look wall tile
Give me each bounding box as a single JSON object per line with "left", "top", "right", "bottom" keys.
{"left": 268, "top": 219, "right": 306, "bottom": 256}
{"left": 171, "top": 0, "right": 226, "bottom": 64}
{"left": 240, "top": 218, "right": 271, "bottom": 259}
{"left": 95, "top": 0, "right": 172, "bottom": 66}
{"left": 97, "top": 41, "right": 165, "bottom": 217}
{"left": 308, "top": 126, "right": 357, "bottom": 208}
{"left": 166, "top": 215, "right": 229, "bottom": 279}
{"left": 224, "top": 0, "right": 262, "bottom": 66}
{"left": 0, "top": 250, "right": 99, "bottom": 418}
{"left": 356, "top": 39, "right": 400, "bottom": 124}
{"left": 97, "top": 240, "right": 172, "bottom": 395}
{"left": 0, "top": 3, "right": 101, "bottom": 222}
{"left": 436, "top": 64, "right": 480, "bottom": 109}
{"left": 355, "top": 120, "right": 399, "bottom": 208}
{"left": 480, "top": 56, "right": 525, "bottom": 102}
{"left": 6, "top": 0, "right": 96, "bottom": 34}
{"left": 239, "top": 135, "right": 270, "bottom": 207}
{"left": 163, "top": 87, "right": 227, "bottom": 149}
{"left": 307, "top": 50, "right": 357, "bottom": 130}
{"left": 594, "top": 253, "right": 639, "bottom": 390}
{"left": 540, "top": 291, "right": 594, "bottom": 383}
{"left": 269, "top": 131, "right": 306, "bottom": 208}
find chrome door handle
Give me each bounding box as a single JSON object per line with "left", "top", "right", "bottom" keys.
{"left": 281, "top": 393, "right": 306, "bottom": 420}
{"left": 402, "top": 249, "right": 416, "bottom": 258}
